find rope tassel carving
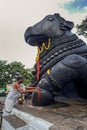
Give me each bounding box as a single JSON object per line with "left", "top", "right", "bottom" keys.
{"left": 37, "top": 57, "right": 40, "bottom": 81}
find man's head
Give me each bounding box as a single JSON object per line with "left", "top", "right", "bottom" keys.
{"left": 16, "top": 76, "right": 24, "bottom": 83}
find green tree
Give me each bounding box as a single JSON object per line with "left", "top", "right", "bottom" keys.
{"left": 76, "top": 16, "right": 87, "bottom": 38}
{"left": 0, "top": 60, "right": 33, "bottom": 88}
{"left": 0, "top": 60, "right": 8, "bottom": 88}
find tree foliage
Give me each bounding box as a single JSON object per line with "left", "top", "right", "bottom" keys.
{"left": 0, "top": 60, "right": 33, "bottom": 88}
{"left": 76, "top": 16, "right": 87, "bottom": 38}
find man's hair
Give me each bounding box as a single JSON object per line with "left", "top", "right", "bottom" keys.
{"left": 16, "top": 75, "right": 24, "bottom": 81}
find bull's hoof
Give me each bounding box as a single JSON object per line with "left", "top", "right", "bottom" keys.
{"left": 32, "top": 88, "right": 54, "bottom": 106}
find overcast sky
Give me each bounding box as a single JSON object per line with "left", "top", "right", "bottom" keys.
{"left": 0, "top": 0, "right": 87, "bottom": 68}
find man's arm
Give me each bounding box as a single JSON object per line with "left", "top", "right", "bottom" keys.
{"left": 14, "top": 83, "right": 36, "bottom": 94}
{"left": 26, "top": 86, "right": 37, "bottom": 90}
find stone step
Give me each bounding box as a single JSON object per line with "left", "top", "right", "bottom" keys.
{"left": 2, "top": 108, "right": 53, "bottom": 130}
{"left": 12, "top": 99, "right": 87, "bottom": 130}
{"left": 2, "top": 114, "right": 29, "bottom": 130}
{"left": 12, "top": 108, "right": 53, "bottom": 130}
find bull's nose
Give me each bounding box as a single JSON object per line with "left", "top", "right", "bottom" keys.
{"left": 24, "top": 27, "right": 32, "bottom": 42}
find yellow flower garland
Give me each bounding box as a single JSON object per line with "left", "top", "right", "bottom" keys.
{"left": 36, "top": 38, "right": 51, "bottom": 62}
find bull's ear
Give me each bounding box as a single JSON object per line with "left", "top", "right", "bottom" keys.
{"left": 64, "top": 21, "right": 74, "bottom": 30}
{"left": 60, "top": 21, "right": 74, "bottom": 30}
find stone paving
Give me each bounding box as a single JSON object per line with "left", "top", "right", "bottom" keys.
{"left": 1, "top": 97, "right": 87, "bottom": 129}
{"left": 15, "top": 98, "right": 87, "bottom": 130}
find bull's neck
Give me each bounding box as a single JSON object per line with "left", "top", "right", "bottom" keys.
{"left": 39, "top": 32, "right": 78, "bottom": 59}
{"left": 33, "top": 32, "right": 86, "bottom": 85}
{"left": 39, "top": 32, "right": 85, "bottom": 77}
{"left": 50, "top": 31, "right": 75, "bottom": 45}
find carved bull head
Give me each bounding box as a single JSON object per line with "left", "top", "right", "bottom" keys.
{"left": 24, "top": 13, "right": 74, "bottom": 46}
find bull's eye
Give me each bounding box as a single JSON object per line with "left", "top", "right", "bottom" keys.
{"left": 47, "top": 17, "right": 54, "bottom": 21}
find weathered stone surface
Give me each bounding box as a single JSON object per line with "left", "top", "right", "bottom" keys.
{"left": 2, "top": 114, "right": 30, "bottom": 130}
{"left": 12, "top": 108, "right": 52, "bottom": 130}
{"left": 4, "top": 115, "right": 27, "bottom": 129}
{"left": 2, "top": 98, "right": 87, "bottom": 130}
{"left": 49, "top": 118, "right": 87, "bottom": 130}
{"left": 15, "top": 98, "right": 87, "bottom": 130}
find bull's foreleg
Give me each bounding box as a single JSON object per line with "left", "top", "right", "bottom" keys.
{"left": 32, "top": 78, "right": 55, "bottom": 106}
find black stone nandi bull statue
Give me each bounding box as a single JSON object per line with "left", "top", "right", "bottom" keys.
{"left": 24, "top": 13, "right": 87, "bottom": 106}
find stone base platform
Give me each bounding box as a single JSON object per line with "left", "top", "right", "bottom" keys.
{"left": 2, "top": 98, "right": 87, "bottom": 130}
